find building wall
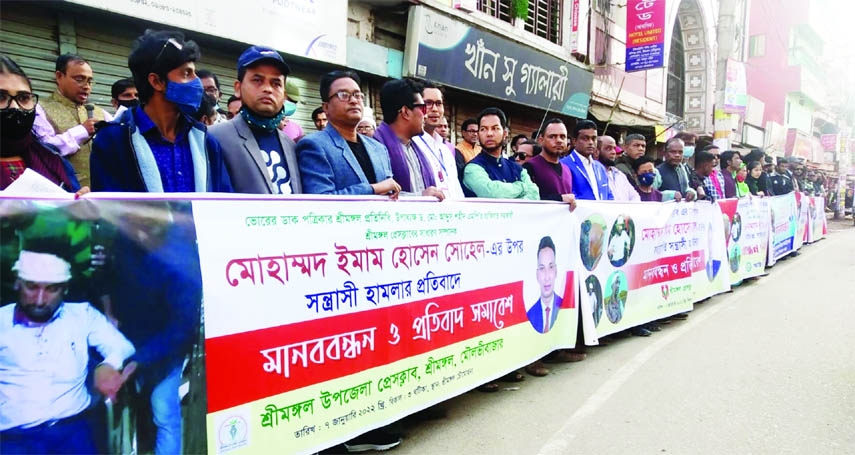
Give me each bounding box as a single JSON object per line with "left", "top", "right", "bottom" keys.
{"left": 746, "top": 0, "right": 808, "bottom": 127}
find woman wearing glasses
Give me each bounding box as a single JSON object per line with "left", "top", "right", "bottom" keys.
{"left": 0, "top": 55, "right": 79, "bottom": 191}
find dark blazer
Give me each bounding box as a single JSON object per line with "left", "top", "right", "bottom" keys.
{"left": 560, "top": 150, "right": 613, "bottom": 201}
{"left": 296, "top": 124, "right": 393, "bottom": 195}
{"left": 208, "top": 115, "right": 302, "bottom": 194}
{"left": 527, "top": 294, "right": 563, "bottom": 334}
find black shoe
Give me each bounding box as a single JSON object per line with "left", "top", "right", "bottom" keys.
{"left": 343, "top": 430, "right": 403, "bottom": 452}
{"left": 630, "top": 327, "right": 652, "bottom": 337}
{"left": 645, "top": 323, "right": 662, "bottom": 332}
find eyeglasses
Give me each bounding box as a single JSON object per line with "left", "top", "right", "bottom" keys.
{"left": 330, "top": 91, "right": 365, "bottom": 103}
{"left": 68, "top": 75, "right": 95, "bottom": 87}
{"left": 464, "top": 129, "right": 479, "bottom": 134}
{"left": 0, "top": 90, "right": 39, "bottom": 110}
{"left": 408, "top": 103, "right": 427, "bottom": 115}
{"left": 204, "top": 87, "right": 220, "bottom": 95}
{"left": 514, "top": 152, "right": 530, "bottom": 161}
{"left": 424, "top": 100, "right": 443, "bottom": 109}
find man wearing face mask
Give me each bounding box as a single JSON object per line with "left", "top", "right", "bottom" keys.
{"left": 90, "top": 30, "right": 233, "bottom": 193}
{"left": 208, "top": 45, "right": 302, "bottom": 195}
{"left": 110, "top": 78, "right": 139, "bottom": 116}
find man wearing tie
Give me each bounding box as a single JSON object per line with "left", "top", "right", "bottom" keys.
{"left": 527, "top": 236, "right": 562, "bottom": 334}
{"left": 560, "top": 120, "right": 613, "bottom": 201}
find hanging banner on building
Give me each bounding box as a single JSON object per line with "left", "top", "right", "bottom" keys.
{"left": 571, "top": 201, "right": 729, "bottom": 338}
{"left": 404, "top": 5, "right": 594, "bottom": 118}
{"left": 625, "top": 0, "right": 666, "bottom": 72}
{"left": 723, "top": 59, "right": 749, "bottom": 113}
{"left": 718, "top": 198, "right": 771, "bottom": 285}
{"left": 193, "top": 199, "right": 579, "bottom": 454}
{"left": 64, "top": 0, "right": 348, "bottom": 65}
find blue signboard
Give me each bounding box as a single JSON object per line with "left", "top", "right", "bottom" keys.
{"left": 405, "top": 6, "right": 593, "bottom": 119}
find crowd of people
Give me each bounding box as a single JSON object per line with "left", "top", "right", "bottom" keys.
{"left": 0, "top": 26, "right": 836, "bottom": 454}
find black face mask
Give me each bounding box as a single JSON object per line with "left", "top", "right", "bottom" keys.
{"left": 117, "top": 99, "right": 140, "bottom": 109}
{"left": 1, "top": 108, "right": 36, "bottom": 141}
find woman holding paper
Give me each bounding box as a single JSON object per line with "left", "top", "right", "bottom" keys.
{"left": 0, "top": 55, "right": 79, "bottom": 192}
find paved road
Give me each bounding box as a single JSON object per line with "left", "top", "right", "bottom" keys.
{"left": 396, "top": 221, "right": 855, "bottom": 455}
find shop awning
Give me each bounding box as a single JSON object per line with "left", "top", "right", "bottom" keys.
{"left": 589, "top": 103, "right": 659, "bottom": 127}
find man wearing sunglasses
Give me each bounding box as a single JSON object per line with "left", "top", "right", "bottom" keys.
{"left": 373, "top": 78, "right": 444, "bottom": 200}
{"left": 297, "top": 70, "right": 400, "bottom": 198}
{"left": 90, "top": 30, "right": 232, "bottom": 193}
{"left": 40, "top": 54, "right": 113, "bottom": 187}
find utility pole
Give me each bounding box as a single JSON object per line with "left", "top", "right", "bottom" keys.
{"left": 713, "top": 0, "right": 746, "bottom": 150}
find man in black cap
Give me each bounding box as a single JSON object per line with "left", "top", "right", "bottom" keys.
{"left": 208, "top": 45, "right": 302, "bottom": 194}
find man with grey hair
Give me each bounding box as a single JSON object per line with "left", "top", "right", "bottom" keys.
{"left": 0, "top": 247, "right": 136, "bottom": 453}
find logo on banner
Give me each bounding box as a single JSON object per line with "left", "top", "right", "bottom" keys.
{"left": 661, "top": 284, "right": 670, "bottom": 300}
{"left": 218, "top": 414, "right": 249, "bottom": 453}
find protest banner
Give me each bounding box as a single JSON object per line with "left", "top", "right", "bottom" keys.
{"left": 572, "top": 200, "right": 729, "bottom": 339}
{"left": 192, "top": 198, "right": 579, "bottom": 454}
{"left": 807, "top": 196, "right": 828, "bottom": 243}
{"left": 767, "top": 193, "right": 798, "bottom": 266}
{"left": 0, "top": 191, "right": 820, "bottom": 454}
{"left": 794, "top": 192, "right": 810, "bottom": 251}
{"left": 718, "top": 198, "right": 771, "bottom": 285}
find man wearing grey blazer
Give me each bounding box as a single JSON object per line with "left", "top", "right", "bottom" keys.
{"left": 209, "top": 46, "right": 302, "bottom": 195}
{"left": 297, "top": 70, "right": 400, "bottom": 198}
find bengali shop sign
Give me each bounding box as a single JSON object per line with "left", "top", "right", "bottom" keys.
{"left": 64, "top": 0, "right": 348, "bottom": 64}
{"left": 192, "top": 199, "right": 579, "bottom": 454}
{"left": 718, "top": 198, "right": 771, "bottom": 284}
{"left": 625, "top": 0, "right": 666, "bottom": 72}
{"left": 405, "top": 5, "right": 594, "bottom": 118}
{"left": 572, "top": 201, "right": 729, "bottom": 338}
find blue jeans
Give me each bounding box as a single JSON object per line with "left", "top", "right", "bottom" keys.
{"left": 147, "top": 364, "right": 183, "bottom": 455}
{"left": 0, "top": 410, "right": 97, "bottom": 454}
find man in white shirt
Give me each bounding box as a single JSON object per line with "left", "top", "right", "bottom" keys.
{"left": 0, "top": 249, "right": 135, "bottom": 453}
{"left": 608, "top": 218, "right": 632, "bottom": 266}
{"left": 416, "top": 82, "right": 465, "bottom": 199}
{"left": 598, "top": 135, "right": 640, "bottom": 202}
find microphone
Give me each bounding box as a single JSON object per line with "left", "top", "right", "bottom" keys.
{"left": 85, "top": 104, "right": 95, "bottom": 119}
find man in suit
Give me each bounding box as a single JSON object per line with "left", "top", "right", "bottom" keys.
{"left": 209, "top": 46, "right": 302, "bottom": 195}
{"left": 560, "top": 120, "right": 613, "bottom": 200}
{"left": 297, "top": 70, "right": 401, "bottom": 197}
{"left": 527, "top": 236, "right": 562, "bottom": 334}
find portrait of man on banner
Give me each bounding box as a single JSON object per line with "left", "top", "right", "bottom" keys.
{"left": 527, "top": 236, "right": 562, "bottom": 334}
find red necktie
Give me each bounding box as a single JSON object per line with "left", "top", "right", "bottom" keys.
{"left": 544, "top": 306, "right": 551, "bottom": 333}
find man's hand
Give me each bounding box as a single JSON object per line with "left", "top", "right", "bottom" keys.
{"left": 95, "top": 362, "right": 137, "bottom": 402}
{"left": 82, "top": 118, "right": 98, "bottom": 136}
{"left": 686, "top": 189, "right": 698, "bottom": 202}
{"left": 561, "top": 193, "right": 577, "bottom": 211}
{"left": 74, "top": 186, "right": 90, "bottom": 199}
{"left": 371, "top": 178, "right": 401, "bottom": 200}
{"left": 422, "top": 186, "right": 446, "bottom": 201}
{"left": 674, "top": 192, "right": 683, "bottom": 202}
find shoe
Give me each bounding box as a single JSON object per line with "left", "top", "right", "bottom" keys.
{"left": 476, "top": 382, "right": 500, "bottom": 393}
{"left": 499, "top": 370, "right": 526, "bottom": 382}
{"left": 630, "top": 327, "right": 652, "bottom": 337}
{"left": 544, "top": 350, "right": 586, "bottom": 363}
{"left": 524, "top": 361, "right": 549, "bottom": 377}
{"left": 343, "top": 430, "right": 403, "bottom": 452}
{"left": 670, "top": 313, "right": 689, "bottom": 320}
{"left": 645, "top": 323, "right": 662, "bottom": 332}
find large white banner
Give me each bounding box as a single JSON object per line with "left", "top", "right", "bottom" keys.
{"left": 65, "top": 0, "right": 348, "bottom": 65}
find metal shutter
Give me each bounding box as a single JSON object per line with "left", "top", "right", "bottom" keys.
{"left": 0, "top": 7, "right": 59, "bottom": 99}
